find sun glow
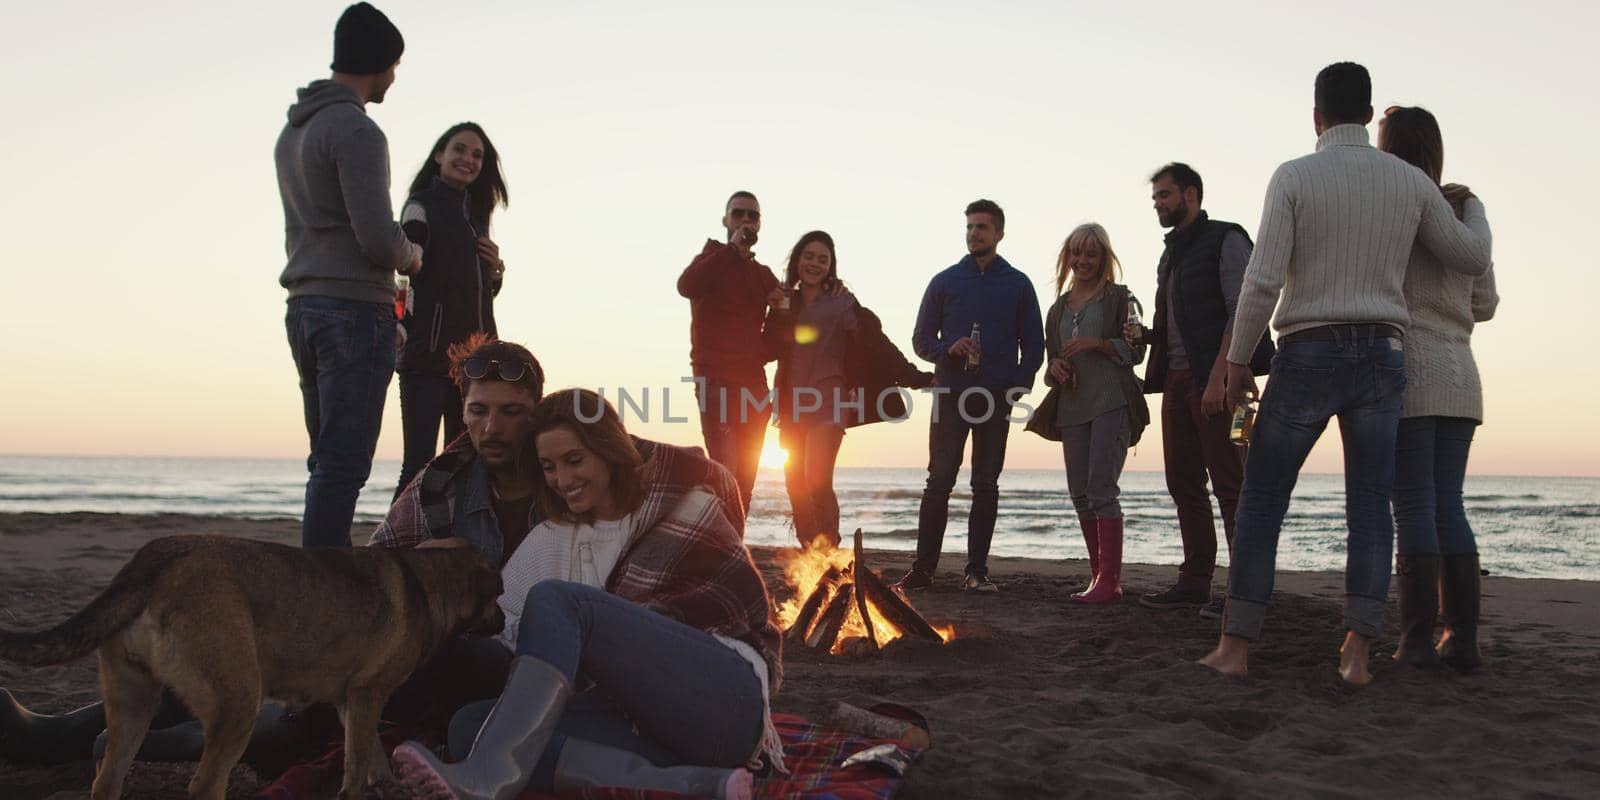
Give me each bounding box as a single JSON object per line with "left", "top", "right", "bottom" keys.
{"left": 759, "top": 443, "right": 789, "bottom": 469}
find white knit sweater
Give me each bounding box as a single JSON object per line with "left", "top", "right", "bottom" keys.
{"left": 1227, "top": 124, "right": 1492, "bottom": 364}
{"left": 1401, "top": 195, "right": 1497, "bottom": 421}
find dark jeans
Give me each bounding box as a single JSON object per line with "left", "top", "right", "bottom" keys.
{"left": 450, "top": 581, "right": 766, "bottom": 791}
{"left": 696, "top": 377, "right": 772, "bottom": 516}
{"left": 913, "top": 387, "right": 1012, "bottom": 578}
{"left": 1394, "top": 416, "right": 1479, "bottom": 556}
{"left": 284, "top": 296, "right": 395, "bottom": 548}
{"left": 1161, "top": 368, "right": 1246, "bottom": 588}
{"left": 780, "top": 422, "right": 845, "bottom": 549}
{"left": 1224, "top": 330, "right": 1406, "bottom": 641}
{"left": 395, "top": 372, "right": 465, "bottom": 499}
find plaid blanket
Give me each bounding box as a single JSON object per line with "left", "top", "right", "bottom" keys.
{"left": 255, "top": 713, "right": 921, "bottom": 800}
{"left": 368, "top": 431, "right": 481, "bottom": 550}
{"left": 609, "top": 439, "right": 778, "bottom": 691}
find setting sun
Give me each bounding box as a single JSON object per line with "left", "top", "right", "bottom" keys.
{"left": 760, "top": 442, "right": 789, "bottom": 469}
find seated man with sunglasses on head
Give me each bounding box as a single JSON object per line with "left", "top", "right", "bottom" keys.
{"left": 373, "top": 332, "right": 547, "bottom": 564}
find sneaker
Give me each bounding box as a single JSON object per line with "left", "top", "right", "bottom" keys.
{"left": 962, "top": 573, "right": 1000, "bottom": 593}
{"left": 1139, "top": 584, "right": 1208, "bottom": 610}
{"left": 1198, "top": 596, "right": 1225, "bottom": 620}
{"left": 895, "top": 569, "right": 934, "bottom": 592}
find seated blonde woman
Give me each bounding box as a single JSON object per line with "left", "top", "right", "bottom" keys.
{"left": 393, "top": 388, "right": 782, "bottom": 800}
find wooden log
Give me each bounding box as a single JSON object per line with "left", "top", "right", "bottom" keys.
{"left": 837, "top": 636, "right": 876, "bottom": 659}
{"left": 785, "top": 565, "right": 841, "bottom": 642}
{"left": 829, "top": 701, "right": 932, "bottom": 748}
{"left": 856, "top": 566, "right": 942, "bottom": 642}
{"left": 851, "top": 529, "right": 878, "bottom": 650}
{"left": 805, "top": 582, "right": 855, "bottom": 651}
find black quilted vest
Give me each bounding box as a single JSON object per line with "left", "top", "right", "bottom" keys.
{"left": 1144, "top": 212, "right": 1274, "bottom": 393}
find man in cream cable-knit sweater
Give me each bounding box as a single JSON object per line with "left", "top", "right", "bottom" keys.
{"left": 1198, "top": 63, "right": 1491, "bottom": 685}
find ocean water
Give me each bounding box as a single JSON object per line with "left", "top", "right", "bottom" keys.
{"left": 1, "top": 455, "right": 1596, "bottom": 580}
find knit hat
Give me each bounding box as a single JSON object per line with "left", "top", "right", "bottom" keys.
{"left": 330, "top": 3, "right": 404, "bottom": 75}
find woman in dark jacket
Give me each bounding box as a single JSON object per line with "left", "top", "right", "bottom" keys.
{"left": 395, "top": 122, "right": 511, "bottom": 498}
{"left": 764, "top": 231, "right": 932, "bottom": 549}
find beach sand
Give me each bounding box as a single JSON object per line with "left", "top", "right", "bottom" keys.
{"left": 2, "top": 512, "right": 1598, "bottom": 799}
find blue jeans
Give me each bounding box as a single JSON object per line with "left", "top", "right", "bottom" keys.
{"left": 449, "top": 581, "right": 765, "bottom": 790}
{"left": 1224, "top": 331, "right": 1406, "bottom": 641}
{"left": 395, "top": 372, "right": 464, "bottom": 499}
{"left": 1394, "top": 416, "right": 1478, "bottom": 556}
{"left": 913, "top": 387, "right": 1012, "bottom": 578}
{"left": 284, "top": 296, "right": 395, "bottom": 548}
{"left": 696, "top": 377, "right": 772, "bottom": 516}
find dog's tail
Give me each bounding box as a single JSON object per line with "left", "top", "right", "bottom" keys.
{"left": 0, "top": 538, "right": 175, "bottom": 665}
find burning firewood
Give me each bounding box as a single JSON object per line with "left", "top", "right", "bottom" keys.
{"left": 851, "top": 529, "right": 878, "bottom": 650}
{"left": 855, "top": 565, "right": 943, "bottom": 643}
{"left": 778, "top": 530, "right": 951, "bottom": 654}
{"left": 786, "top": 565, "right": 842, "bottom": 643}
{"left": 805, "top": 582, "right": 855, "bottom": 651}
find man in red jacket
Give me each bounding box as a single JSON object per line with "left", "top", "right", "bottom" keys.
{"left": 677, "top": 191, "right": 782, "bottom": 516}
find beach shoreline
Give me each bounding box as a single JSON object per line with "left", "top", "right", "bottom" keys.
{"left": 3, "top": 511, "right": 1599, "bottom": 798}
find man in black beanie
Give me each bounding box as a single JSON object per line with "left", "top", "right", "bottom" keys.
{"left": 275, "top": 2, "right": 421, "bottom": 549}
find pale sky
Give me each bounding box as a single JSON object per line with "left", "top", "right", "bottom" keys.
{"left": 2, "top": 0, "right": 1596, "bottom": 476}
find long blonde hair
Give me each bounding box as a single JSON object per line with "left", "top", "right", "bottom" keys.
{"left": 1054, "top": 223, "right": 1121, "bottom": 297}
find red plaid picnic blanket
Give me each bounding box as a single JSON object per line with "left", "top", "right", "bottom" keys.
{"left": 256, "top": 713, "right": 920, "bottom": 800}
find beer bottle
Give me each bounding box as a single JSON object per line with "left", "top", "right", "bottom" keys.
{"left": 965, "top": 323, "right": 981, "bottom": 373}
{"left": 1230, "top": 399, "right": 1257, "bottom": 446}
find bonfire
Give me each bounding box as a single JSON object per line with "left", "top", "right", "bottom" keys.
{"left": 777, "top": 529, "right": 955, "bottom": 655}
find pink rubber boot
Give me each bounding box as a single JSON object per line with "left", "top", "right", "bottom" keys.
{"left": 1072, "top": 517, "right": 1124, "bottom": 604}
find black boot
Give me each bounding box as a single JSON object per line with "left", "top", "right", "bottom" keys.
{"left": 1, "top": 689, "right": 105, "bottom": 764}
{"left": 1437, "top": 553, "right": 1483, "bottom": 671}
{"left": 3, "top": 689, "right": 195, "bottom": 765}
{"left": 1393, "top": 554, "right": 1442, "bottom": 668}
{"left": 89, "top": 702, "right": 339, "bottom": 779}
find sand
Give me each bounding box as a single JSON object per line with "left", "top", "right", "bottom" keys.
{"left": 3, "top": 512, "right": 1599, "bottom": 799}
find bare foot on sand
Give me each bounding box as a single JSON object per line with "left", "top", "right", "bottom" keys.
{"left": 1339, "top": 631, "right": 1373, "bottom": 686}
{"left": 1198, "top": 635, "right": 1250, "bottom": 678}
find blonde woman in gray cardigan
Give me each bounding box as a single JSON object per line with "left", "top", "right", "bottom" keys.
{"left": 1380, "top": 106, "right": 1497, "bottom": 672}
{"left": 1044, "top": 223, "right": 1147, "bottom": 604}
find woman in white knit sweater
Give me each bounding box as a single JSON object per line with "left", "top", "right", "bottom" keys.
{"left": 1379, "top": 106, "right": 1497, "bottom": 672}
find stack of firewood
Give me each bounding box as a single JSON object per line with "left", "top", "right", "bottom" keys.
{"left": 784, "top": 529, "right": 944, "bottom": 654}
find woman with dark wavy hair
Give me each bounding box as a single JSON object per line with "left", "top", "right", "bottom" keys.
{"left": 394, "top": 122, "right": 512, "bottom": 498}
{"left": 1379, "top": 105, "right": 1497, "bottom": 671}
{"left": 765, "top": 231, "right": 932, "bottom": 549}
{"left": 392, "top": 388, "right": 780, "bottom": 800}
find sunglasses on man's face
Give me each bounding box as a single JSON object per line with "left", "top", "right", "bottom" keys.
{"left": 729, "top": 208, "right": 761, "bottom": 221}
{"left": 463, "top": 357, "right": 539, "bottom": 384}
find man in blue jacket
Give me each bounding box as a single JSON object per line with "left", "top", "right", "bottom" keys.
{"left": 900, "top": 200, "right": 1045, "bottom": 592}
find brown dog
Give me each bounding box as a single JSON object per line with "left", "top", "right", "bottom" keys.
{"left": 0, "top": 534, "right": 505, "bottom": 800}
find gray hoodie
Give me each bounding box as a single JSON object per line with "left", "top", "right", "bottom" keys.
{"left": 275, "top": 80, "right": 418, "bottom": 305}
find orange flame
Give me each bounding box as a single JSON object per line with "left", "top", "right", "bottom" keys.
{"left": 775, "top": 540, "right": 954, "bottom": 653}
